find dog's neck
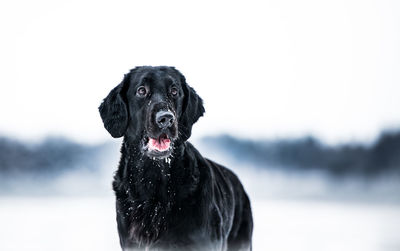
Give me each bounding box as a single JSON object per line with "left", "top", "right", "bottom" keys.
{"left": 113, "top": 137, "right": 201, "bottom": 245}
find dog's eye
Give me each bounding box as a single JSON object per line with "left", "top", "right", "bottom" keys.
{"left": 170, "top": 87, "right": 178, "bottom": 97}
{"left": 137, "top": 86, "right": 147, "bottom": 97}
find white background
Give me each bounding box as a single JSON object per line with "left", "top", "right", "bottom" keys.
{"left": 1, "top": 0, "right": 400, "bottom": 144}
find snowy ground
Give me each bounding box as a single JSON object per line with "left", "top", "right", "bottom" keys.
{"left": 1, "top": 142, "right": 399, "bottom": 250}
{"left": 0, "top": 196, "right": 399, "bottom": 251}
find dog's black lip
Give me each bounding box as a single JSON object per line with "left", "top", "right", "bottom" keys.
{"left": 144, "top": 146, "right": 173, "bottom": 158}
{"left": 150, "top": 133, "right": 169, "bottom": 143}
{"left": 146, "top": 149, "right": 173, "bottom": 158}
{"left": 144, "top": 130, "right": 177, "bottom": 142}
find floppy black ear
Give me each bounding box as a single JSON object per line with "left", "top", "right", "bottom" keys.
{"left": 179, "top": 77, "right": 205, "bottom": 141}
{"left": 99, "top": 75, "right": 129, "bottom": 138}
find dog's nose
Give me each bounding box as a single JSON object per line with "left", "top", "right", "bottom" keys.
{"left": 156, "top": 111, "right": 175, "bottom": 129}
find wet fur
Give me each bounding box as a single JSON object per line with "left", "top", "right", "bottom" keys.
{"left": 99, "top": 66, "right": 253, "bottom": 250}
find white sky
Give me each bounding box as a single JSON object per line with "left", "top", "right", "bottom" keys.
{"left": 0, "top": 0, "right": 399, "bottom": 144}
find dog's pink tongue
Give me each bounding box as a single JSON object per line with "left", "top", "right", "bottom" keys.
{"left": 148, "top": 138, "right": 171, "bottom": 152}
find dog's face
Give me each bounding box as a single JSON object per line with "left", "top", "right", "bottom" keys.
{"left": 99, "top": 66, "right": 205, "bottom": 159}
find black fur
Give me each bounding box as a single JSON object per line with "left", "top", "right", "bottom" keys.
{"left": 99, "top": 66, "right": 253, "bottom": 251}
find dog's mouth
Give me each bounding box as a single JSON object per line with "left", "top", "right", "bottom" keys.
{"left": 148, "top": 134, "right": 171, "bottom": 152}
{"left": 143, "top": 133, "right": 173, "bottom": 158}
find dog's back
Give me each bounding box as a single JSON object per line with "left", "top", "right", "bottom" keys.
{"left": 206, "top": 159, "right": 253, "bottom": 250}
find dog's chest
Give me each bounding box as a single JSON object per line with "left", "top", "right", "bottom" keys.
{"left": 126, "top": 199, "right": 171, "bottom": 244}
{"left": 116, "top": 156, "right": 201, "bottom": 245}
{"left": 122, "top": 168, "right": 176, "bottom": 244}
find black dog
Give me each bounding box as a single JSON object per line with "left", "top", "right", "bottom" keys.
{"left": 99, "top": 66, "right": 253, "bottom": 251}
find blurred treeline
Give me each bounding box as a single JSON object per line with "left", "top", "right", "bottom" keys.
{"left": 0, "top": 137, "right": 112, "bottom": 178}
{"left": 203, "top": 130, "right": 400, "bottom": 177}
{"left": 0, "top": 130, "right": 399, "bottom": 178}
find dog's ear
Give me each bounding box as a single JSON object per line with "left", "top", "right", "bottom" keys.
{"left": 179, "top": 75, "right": 205, "bottom": 141}
{"left": 99, "top": 74, "right": 130, "bottom": 138}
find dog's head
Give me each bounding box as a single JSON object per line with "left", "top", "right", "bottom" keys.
{"left": 99, "top": 66, "right": 205, "bottom": 159}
